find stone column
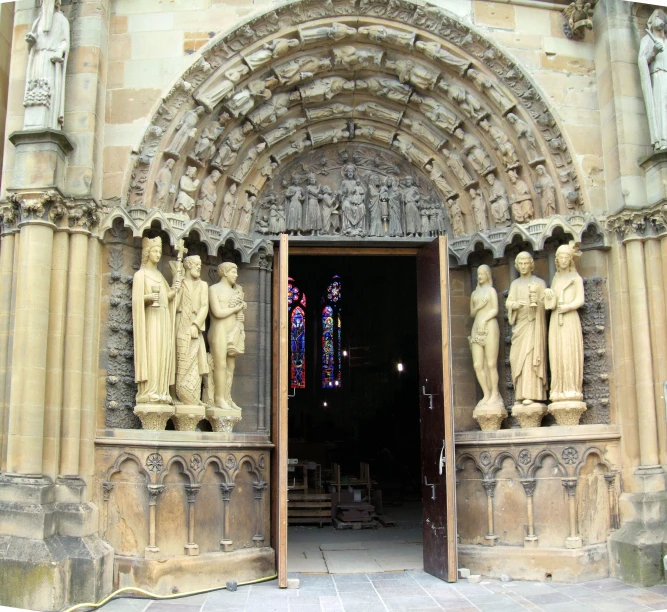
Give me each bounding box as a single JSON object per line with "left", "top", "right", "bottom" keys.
{"left": 146, "top": 484, "right": 164, "bottom": 559}
{"left": 262, "top": 254, "right": 272, "bottom": 432}
{"left": 253, "top": 480, "right": 267, "bottom": 546}
{"left": 220, "top": 482, "right": 235, "bottom": 551}
{"left": 258, "top": 257, "right": 267, "bottom": 432}
{"left": 481, "top": 478, "right": 498, "bottom": 546}
{"left": 101, "top": 481, "right": 113, "bottom": 539}
{"left": 605, "top": 472, "right": 620, "bottom": 531}
{"left": 520, "top": 478, "right": 537, "bottom": 547}
{"left": 562, "top": 478, "right": 582, "bottom": 549}
{"left": 184, "top": 484, "right": 201, "bottom": 556}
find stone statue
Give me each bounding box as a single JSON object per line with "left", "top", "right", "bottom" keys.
{"left": 333, "top": 46, "right": 383, "bottom": 71}
{"left": 402, "top": 176, "right": 421, "bottom": 237}
{"left": 438, "top": 80, "right": 485, "bottom": 122}
{"left": 470, "top": 265, "right": 506, "bottom": 430}
{"left": 132, "top": 237, "right": 179, "bottom": 410}
{"left": 506, "top": 252, "right": 548, "bottom": 427}
{"left": 535, "top": 165, "right": 556, "bottom": 217}
{"left": 244, "top": 38, "right": 300, "bottom": 71}
{"left": 306, "top": 103, "right": 353, "bottom": 120}
{"left": 425, "top": 162, "right": 456, "bottom": 200}
{"left": 303, "top": 174, "right": 322, "bottom": 235}
{"left": 339, "top": 169, "right": 367, "bottom": 237}
{"left": 563, "top": 0, "right": 593, "bottom": 41}
{"left": 230, "top": 142, "right": 266, "bottom": 183}
{"left": 640, "top": 10, "right": 667, "bottom": 151}
{"left": 248, "top": 91, "right": 300, "bottom": 128}
{"left": 455, "top": 128, "right": 494, "bottom": 175}
{"left": 269, "top": 200, "right": 287, "bottom": 234}
{"left": 447, "top": 198, "right": 466, "bottom": 237}
{"left": 286, "top": 177, "right": 304, "bottom": 234}
{"left": 320, "top": 186, "right": 339, "bottom": 234}
{"left": 415, "top": 41, "right": 470, "bottom": 76}
{"left": 355, "top": 123, "right": 396, "bottom": 146}
{"left": 300, "top": 77, "right": 355, "bottom": 103}
{"left": 481, "top": 120, "right": 519, "bottom": 170}
{"left": 221, "top": 183, "right": 238, "bottom": 228}
{"left": 470, "top": 188, "right": 488, "bottom": 232}
{"left": 211, "top": 122, "right": 253, "bottom": 171}
{"left": 402, "top": 118, "right": 446, "bottom": 149}
{"left": 23, "top": 0, "right": 70, "bottom": 130}
{"left": 355, "top": 102, "right": 401, "bottom": 125}
{"left": 507, "top": 113, "right": 542, "bottom": 163}
{"left": 358, "top": 25, "right": 415, "bottom": 48}
{"left": 226, "top": 78, "right": 275, "bottom": 118}
{"left": 208, "top": 262, "right": 247, "bottom": 415}
{"left": 274, "top": 55, "right": 332, "bottom": 86}
{"left": 236, "top": 194, "right": 256, "bottom": 234}
{"left": 355, "top": 77, "right": 411, "bottom": 103}
{"left": 544, "top": 243, "right": 587, "bottom": 424}
{"left": 442, "top": 148, "right": 473, "bottom": 186}
{"left": 196, "top": 169, "right": 221, "bottom": 223}
{"left": 274, "top": 135, "right": 311, "bottom": 164}
{"left": 468, "top": 69, "right": 515, "bottom": 114}
{"left": 166, "top": 106, "right": 205, "bottom": 158}
{"left": 412, "top": 95, "right": 459, "bottom": 133}
{"left": 153, "top": 159, "right": 176, "bottom": 210}
{"left": 263, "top": 118, "right": 306, "bottom": 146}
{"left": 195, "top": 66, "right": 249, "bottom": 112}
{"left": 192, "top": 120, "right": 225, "bottom": 163}
{"left": 508, "top": 170, "right": 534, "bottom": 223}
{"left": 174, "top": 166, "right": 200, "bottom": 216}
{"left": 485, "top": 173, "right": 510, "bottom": 227}
{"left": 173, "top": 255, "right": 209, "bottom": 409}
{"left": 310, "top": 123, "right": 350, "bottom": 147}
{"left": 368, "top": 174, "right": 384, "bottom": 237}
{"left": 386, "top": 176, "right": 404, "bottom": 237}
{"left": 392, "top": 137, "right": 431, "bottom": 169}
{"left": 299, "top": 22, "right": 356, "bottom": 45}
{"left": 385, "top": 58, "right": 439, "bottom": 90}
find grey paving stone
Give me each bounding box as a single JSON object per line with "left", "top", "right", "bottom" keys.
{"left": 587, "top": 598, "right": 653, "bottom": 612}
{"left": 98, "top": 598, "right": 152, "bottom": 612}
{"left": 338, "top": 592, "right": 384, "bottom": 604}
{"left": 287, "top": 606, "right": 320, "bottom": 612}
{"left": 548, "top": 585, "right": 603, "bottom": 597}
{"left": 583, "top": 579, "right": 630, "bottom": 591}
{"left": 373, "top": 580, "right": 421, "bottom": 590}
{"left": 382, "top": 596, "right": 441, "bottom": 610}
{"left": 340, "top": 606, "right": 388, "bottom": 612}
{"left": 334, "top": 574, "right": 371, "bottom": 584}
{"left": 335, "top": 583, "right": 378, "bottom": 594}
{"left": 367, "top": 572, "right": 409, "bottom": 580}
{"left": 144, "top": 604, "right": 202, "bottom": 612}
{"left": 378, "top": 588, "right": 435, "bottom": 599}
{"left": 646, "top": 603, "right": 667, "bottom": 610}
{"left": 522, "top": 592, "right": 573, "bottom": 605}
{"left": 648, "top": 586, "right": 667, "bottom": 597}
{"left": 158, "top": 594, "right": 209, "bottom": 605}
{"left": 537, "top": 603, "right": 586, "bottom": 612}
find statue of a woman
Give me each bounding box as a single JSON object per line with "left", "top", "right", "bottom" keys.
{"left": 544, "top": 243, "right": 587, "bottom": 425}
{"left": 470, "top": 265, "right": 506, "bottom": 429}
{"left": 639, "top": 9, "right": 667, "bottom": 150}
{"left": 132, "top": 237, "right": 179, "bottom": 410}
{"left": 506, "top": 252, "right": 548, "bottom": 427}
{"left": 208, "top": 263, "right": 247, "bottom": 414}
{"left": 23, "top": 0, "right": 70, "bottom": 130}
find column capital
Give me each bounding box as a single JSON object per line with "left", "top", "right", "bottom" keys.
{"left": 520, "top": 478, "right": 537, "bottom": 497}
{"left": 481, "top": 478, "right": 497, "bottom": 498}
{"left": 185, "top": 484, "right": 201, "bottom": 503}
{"left": 562, "top": 478, "right": 578, "bottom": 497}
{"left": 0, "top": 199, "right": 20, "bottom": 235}
{"left": 147, "top": 484, "right": 165, "bottom": 506}
{"left": 8, "top": 189, "right": 65, "bottom": 227}
{"left": 606, "top": 204, "right": 667, "bottom": 241}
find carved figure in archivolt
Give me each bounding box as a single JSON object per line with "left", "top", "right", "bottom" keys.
{"left": 209, "top": 263, "right": 247, "bottom": 412}
{"left": 333, "top": 46, "right": 383, "bottom": 71}
{"left": 392, "top": 137, "right": 431, "bottom": 169}
{"left": 193, "top": 118, "right": 226, "bottom": 162}
{"left": 544, "top": 243, "right": 585, "bottom": 403}
{"left": 486, "top": 173, "right": 510, "bottom": 227}
{"left": 535, "top": 165, "right": 556, "bottom": 217}
{"left": 639, "top": 10, "right": 667, "bottom": 150}
{"left": 174, "top": 166, "right": 200, "bottom": 216}
{"left": 356, "top": 77, "right": 411, "bottom": 103}
{"left": 303, "top": 173, "right": 323, "bottom": 234}
{"left": 355, "top": 102, "right": 401, "bottom": 125}
{"left": 386, "top": 175, "right": 404, "bottom": 237}
{"left": 236, "top": 194, "right": 256, "bottom": 234}
{"left": 299, "top": 22, "right": 356, "bottom": 45}
{"left": 358, "top": 25, "right": 415, "bottom": 49}
{"left": 197, "top": 170, "right": 221, "bottom": 223}
{"left": 286, "top": 177, "right": 304, "bottom": 234}
{"left": 274, "top": 55, "right": 332, "bottom": 86}
{"left": 320, "top": 185, "right": 339, "bottom": 234}
{"left": 249, "top": 92, "right": 299, "bottom": 128}
{"left": 470, "top": 265, "right": 502, "bottom": 408}
{"left": 133, "top": 237, "right": 178, "bottom": 405}
{"left": 438, "top": 81, "right": 485, "bottom": 122}
{"left": 416, "top": 41, "right": 470, "bottom": 76}
{"left": 442, "top": 148, "right": 473, "bottom": 187}
{"left": 455, "top": 129, "right": 494, "bottom": 175}
{"left": 402, "top": 118, "right": 446, "bottom": 149}
{"left": 470, "top": 188, "right": 488, "bottom": 232}
{"left": 300, "top": 77, "right": 355, "bottom": 103}
{"left": 230, "top": 142, "right": 266, "bottom": 183}
{"left": 166, "top": 107, "right": 205, "bottom": 158}
{"left": 263, "top": 118, "right": 306, "bottom": 146}
{"left": 154, "top": 159, "right": 175, "bottom": 210}
{"left": 226, "top": 77, "right": 276, "bottom": 118}
{"left": 173, "top": 255, "right": 209, "bottom": 406}
{"left": 244, "top": 38, "right": 300, "bottom": 71}
{"left": 507, "top": 113, "right": 542, "bottom": 163}
{"left": 269, "top": 200, "right": 287, "bottom": 234}
{"left": 412, "top": 95, "right": 459, "bottom": 132}
{"left": 310, "top": 122, "right": 350, "bottom": 147}
{"left": 195, "top": 66, "right": 249, "bottom": 112}
{"left": 385, "top": 58, "right": 439, "bottom": 90}
{"left": 448, "top": 198, "right": 465, "bottom": 237}
{"left": 306, "top": 103, "right": 353, "bottom": 121}
{"left": 481, "top": 120, "right": 519, "bottom": 170}
{"left": 425, "top": 162, "right": 455, "bottom": 200}
{"left": 212, "top": 123, "right": 253, "bottom": 171}
{"left": 339, "top": 164, "right": 366, "bottom": 236}
{"left": 23, "top": 0, "right": 70, "bottom": 130}
{"left": 367, "top": 174, "right": 384, "bottom": 237}
{"left": 468, "top": 69, "right": 515, "bottom": 114}
{"left": 221, "top": 184, "right": 238, "bottom": 228}
{"left": 402, "top": 176, "right": 421, "bottom": 237}
{"left": 506, "top": 252, "right": 547, "bottom": 405}
{"left": 508, "top": 170, "right": 534, "bottom": 223}
{"left": 355, "top": 123, "right": 396, "bottom": 145}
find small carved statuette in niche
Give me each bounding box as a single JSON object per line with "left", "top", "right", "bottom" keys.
{"left": 211, "top": 123, "right": 253, "bottom": 171}
{"left": 236, "top": 194, "right": 256, "bottom": 235}
{"left": 402, "top": 176, "right": 421, "bottom": 237}
{"left": 447, "top": 198, "right": 466, "bottom": 238}
{"left": 165, "top": 106, "right": 205, "bottom": 159}
{"left": 339, "top": 164, "right": 367, "bottom": 237}
{"left": 544, "top": 243, "right": 587, "bottom": 425}
{"left": 486, "top": 173, "right": 510, "bottom": 227}
{"left": 243, "top": 38, "right": 300, "bottom": 71}
{"left": 197, "top": 170, "right": 222, "bottom": 224}
{"left": 507, "top": 170, "right": 534, "bottom": 223}
{"left": 639, "top": 9, "right": 667, "bottom": 151}
{"left": 470, "top": 188, "right": 488, "bottom": 232}
{"left": 153, "top": 159, "right": 176, "bottom": 211}
{"left": 174, "top": 166, "right": 200, "bottom": 217}
{"left": 470, "top": 265, "right": 506, "bottom": 430}
{"left": 194, "top": 66, "right": 249, "bottom": 113}
{"left": 506, "top": 252, "right": 548, "bottom": 428}
{"left": 220, "top": 183, "right": 239, "bottom": 229}
{"left": 534, "top": 165, "right": 556, "bottom": 217}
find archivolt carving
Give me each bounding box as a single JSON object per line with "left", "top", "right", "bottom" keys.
{"left": 105, "top": 452, "right": 152, "bottom": 484}
{"left": 115, "top": 0, "right": 588, "bottom": 252}
{"left": 158, "top": 456, "right": 197, "bottom": 486}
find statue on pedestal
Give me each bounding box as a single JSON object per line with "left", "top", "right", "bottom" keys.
{"left": 172, "top": 255, "right": 209, "bottom": 431}
{"left": 23, "top": 0, "right": 70, "bottom": 130}
{"left": 132, "top": 237, "right": 180, "bottom": 429}
{"left": 506, "top": 252, "right": 548, "bottom": 428}
{"left": 544, "top": 243, "right": 587, "bottom": 425}
{"left": 639, "top": 9, "right": 667, "bottom": 150}
{"left": 207, "top": 262, "right": 247, "bottom": 432}
{"left": 469, "top": 265, "right": 506, "bottom": 430}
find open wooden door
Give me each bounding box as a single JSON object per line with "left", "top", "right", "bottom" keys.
{"left": 272, "top": 234, "right": 289, "bottom": 587}
{"left": 417, "top": 235, "right": 457, "bottom": 582}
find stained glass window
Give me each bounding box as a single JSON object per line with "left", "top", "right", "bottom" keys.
{"left": 322, "top": 276, "right": 342, "bottom": 388}
{"left": 288, "top": 277, "right": 307, "bottom": 388}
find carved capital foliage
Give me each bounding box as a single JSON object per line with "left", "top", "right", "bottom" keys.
{"left": 0, "top": 199, "right": 20, "bottom": 233}
{"left": 9, "top": 190, "right": 65, "bottom": 223}
{"left": 185, "top": 484, "right": 202, "bottom": 503}
{"left": 67, "top": 199, "right": 101, "bottom": 231}
{"left": 520, "top": 478, "right": 537, "bottom": 497}
{"left": 220, "top": 482, "right": 235, "bottom": 500}
{"left": 102, "top": 481, "right": 114, "bottom": 501}
{"left": 561, "top": 477, "right": 578, "bottom": 497}
{"left": 481, "top": 478, "right": 497, "bottom": 497}
{"left": 147, "top": 484, "right": 165, "bottom": 505}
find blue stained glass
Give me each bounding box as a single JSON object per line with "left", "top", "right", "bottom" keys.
{"left": 322, "top": 305, "right": 334, "bottom": 388}
{"left": 337, "top": 312, "right": 342, "bottom": 387}
{"left": 327, "top": 276, "right": 342, "bottom": 303}
{"left": 291, "top": 306, "right": 306, "bottom": 388}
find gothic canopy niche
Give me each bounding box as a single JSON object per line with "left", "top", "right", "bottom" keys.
{"left": 110, "top": 0, "right": 598, "bottom": 264}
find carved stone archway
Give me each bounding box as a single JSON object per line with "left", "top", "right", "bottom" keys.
{"left": 106, "top": 0, "right": 599, "bottom": 261}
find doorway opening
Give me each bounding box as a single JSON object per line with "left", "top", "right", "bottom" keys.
{"left": 286, "top": 254, "right": 423, "bottom": 574}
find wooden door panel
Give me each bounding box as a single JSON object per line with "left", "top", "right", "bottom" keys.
{"left": 416, "top": 236, "right": 457, "bottom": 582}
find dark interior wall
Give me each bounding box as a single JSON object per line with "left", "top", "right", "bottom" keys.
{"left": 287, "top": 255, "right": 421, "bottom": 497}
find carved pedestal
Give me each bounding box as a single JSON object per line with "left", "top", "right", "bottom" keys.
{"left": 549, "top": 401, "right": 587, "bottom": 426}
{"left": 172, "top": 405, "right": 206, "bottom": 431}
{"left": 512, "top": 402, "right": 547, "bottom": 428}
{"left": 206, "top": 407, "right": 242, "bottom": 432}
{"left": 9, "top": 129, "right": 73, "bottom": 191}
{"left": 473, "top": 399, "right": 507, "bottom": 431}
{"left": 134, "top": 404, "right": 175, "bottom": 431}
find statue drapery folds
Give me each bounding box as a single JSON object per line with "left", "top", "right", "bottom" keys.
{"left": 640, "top": 9, "right": 667, "bottom": 150}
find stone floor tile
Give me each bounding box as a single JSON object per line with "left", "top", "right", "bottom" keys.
{"left": 539, "top": 603, "right": 592, "bottom": 612}
{"left": 98, "top": 598, "right": 153, "bottom": 612}
{"left": 648, "top": 587, "right": 667, "bottom": 597}
{"left": 367, "top": 572, "right": 409, "bottom": 580}
{"left": 287, "top": 606, "right": 320, "bottom": 612}
{"left": 382, "top": 596, "right": 440, "bottom": 610}
{"left": 547, "top": 585, "right": 601, "bottom": 597}
{"left": 607, "top": 588, "right": 656, "bottom": 600}
{"left": 158, "top": 594, "right": 209, "bottom": 605}
{"left": 627, "top": 593, "right": 667, "bottom": 605}
{"left": 583, "top": 579, "right": 631, "bottom": 591}
{"left": 646, "top": 603, "right": 667, "bottom": 611}
{"left": 334, "top": 574, "right": 372, "bottom": 584}
{"left": 339, "top": 605, "right": 388, "bottom": 612}
{"left": 338, "top": 593, "right": 384, "bottom": 604}
{"left": 379, "top": 588, "right": 436, "bottom": 599}
{"left": 374, "top": 580, "right": 425, "bottom": 591}
{"left": 587, "top": 597, "right": 653, "bottom": 612}
{"left": 335, "top": 583, "right": 379, "bottom": 594}
{"left": 144, "top": 605, "right": 202, "bottom": 612}
{"left": 522, "top": 592, "right": 573, "bottom": 605}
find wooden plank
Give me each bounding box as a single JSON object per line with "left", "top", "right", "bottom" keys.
{"left": 288, "top": 246, "right": 420, "bottom": 256}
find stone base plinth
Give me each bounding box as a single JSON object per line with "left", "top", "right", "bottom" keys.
{"left": 206, "top": 407, "right": 242, "bottom": 432}
{"left": 548, "top": 401, "right": 587, "bottom": 426}
{"left": 134, "top": 403, "right": 174, "bottom": 430}
{"left": 458, "top": 543, "right": 609, "bottom": 583}
{"left": 9, "top": 129, "right": 73, "bottom": 192}
{"left": 566, "top": 536, "right": 583, "bottom": 549}
{"left": 640, "top": 149, "right": 667, "bottom": 206}
{"left": 172, "top": 405, "right": 206, "bottom": 431}
{"left": 473, "top": 399, "right": 508, "bottom": 431}
{"left": 512, "top": 402, "right": 547, "bottom": 428}
{"left": 115, "top": 547, "right": 275, "bottom": 596}
{"left": 524, "top": 535, "right": 538, "bottom": 548}
{"left": 484, "top": 534, "right": 499, "bottom": 546}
